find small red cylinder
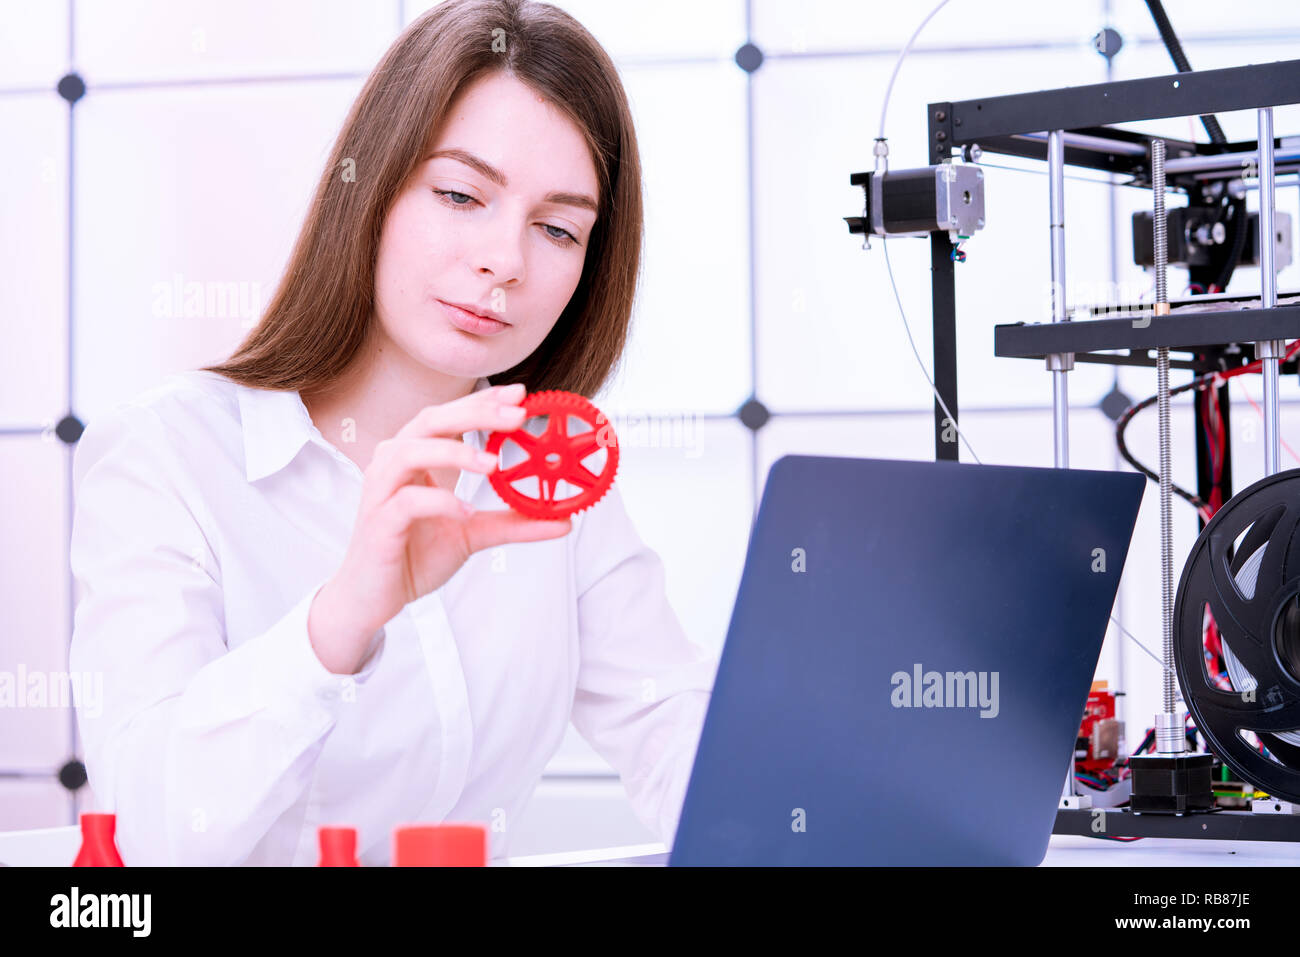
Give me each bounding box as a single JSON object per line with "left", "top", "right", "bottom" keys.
{"left": 318, "top": 825, "right": 361, "bottom": 866}
{"left": 392, "top": 823, "right": 487, "bottom": 866}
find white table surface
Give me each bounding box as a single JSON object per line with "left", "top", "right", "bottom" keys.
{"left": 8, "top": 827, "right": 1298, "bottom": 866}
{"left": 499, "top": 834, "right": 1300, "bottom": 866}
{"left": 495, "top": 842, "right": 669, "bottom": 866}
{"left": 1041, "top": 833, "right": 1300, "bottom": 866}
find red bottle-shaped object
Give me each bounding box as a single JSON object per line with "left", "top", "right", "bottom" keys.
{"left": 317, "top": 826, "right": 361, "bottom": 866}
{"left": 72, "top": 812, "right": 125, "bottom": 867}
{"left": 392, "top": 823, "right": 487, "bottom": 866}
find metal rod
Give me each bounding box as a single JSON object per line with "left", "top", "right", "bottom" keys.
{"left": 1012, "top": 130, "right": 1149, "bottom": 157}
{"left": 1052, "top": 372, "right": 1069, "bottom": 467}
{"left": 1190, "top": 164, "right": 1300, "bottom": 183}
{"left": 1259, "top": 110, "right": 1278, "bottom": 309}
{"left": 1153, "top": 142, "right": 1168, "bottom": 308}
{"left": 1048, "top": 128, "right": 1074, "bottom": 804}
{"left": 1164, "top": 146, "right": 1300, "bottom": 175}
{"left": 1151, "top": 138, "right": 1183, "bottom": 750}
{"left": 1003, "top": 133, "right": 1300, "bottom": 176}
{"left": 1258, "top": 107, "right": 1283, "bottom": 477}
{"left": 1156, "top": 337, "right": 1179, "bottom": 735}
{"left": 1263, "top": 354, "right": 1282, "bottom": 477}
{"left": 1049, "top": 130, "right": 1067, "bottom": 329}
{"left": 1047, "top": 129, "right": 1071, "bottom": 470}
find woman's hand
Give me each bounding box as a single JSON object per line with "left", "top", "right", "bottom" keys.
{"left": 308, "top": 382, "right": 571, "bottom": 673}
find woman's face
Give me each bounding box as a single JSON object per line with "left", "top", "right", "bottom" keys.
{"left": 372, "top": 70, "right": 600, "bottom": 380}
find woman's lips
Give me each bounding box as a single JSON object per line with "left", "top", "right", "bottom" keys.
{"left": 437, "top": 299, "right": 509, "bottom": 336}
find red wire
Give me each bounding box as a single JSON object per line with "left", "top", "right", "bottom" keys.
{"left": 1209, "top": 384, "right": 1224, "bottom": 510}
{"left": 1199, "top": 376, "right": 1232, "bottom": 685}
{"left": 1220, "top": 338, "right": 1300, "bottom": 381}
{"left": 1198, "top": 344, "right": 1300, "bottom": 691}
{"left": 1237, "top": 383, "right": 1300, "bottom": 465}
{"left": 1214, "top": 386, "right": 1224, "bottom": 481}
{"left": 1200, "top": 388, "right": 1217, "bottom": 511}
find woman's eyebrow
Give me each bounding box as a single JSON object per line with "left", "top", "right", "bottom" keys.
{"left": 427, "top": 147, "right": 598, "bottom": 213}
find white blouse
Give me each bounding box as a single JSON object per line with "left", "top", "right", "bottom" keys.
{"left": 68, "top": 369, "right": 717, "bottom": 866}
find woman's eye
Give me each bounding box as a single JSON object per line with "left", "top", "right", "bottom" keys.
{"left": 434, "top": 189, "right": 579, "bottom": 247}
{"left": 543, "top": 224, "right": 579, "bottom": 246}
{"left": 433, "top": 189, "right": 477, "bottom": 207}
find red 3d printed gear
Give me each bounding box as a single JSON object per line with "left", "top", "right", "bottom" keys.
{"left": 485, "top": 390, "right": 619, "bottom": 520}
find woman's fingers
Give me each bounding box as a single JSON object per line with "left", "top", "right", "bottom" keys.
{"left": 378, "top": 487, "right": 572, "bottom": 554}
{"left": 393, "top": 382, "right": 528, "bottom": 443}
{"left": 364, "top": 437, "right": 499, "bottom": 509}
{"left": 461, "top": 508, "right": 573, "bottom": 553}
{"left": 381, "top": 483, "right": 470, "bottom": 535}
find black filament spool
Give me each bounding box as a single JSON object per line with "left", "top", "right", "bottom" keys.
{"left": 1175, "top": 467, "right": 1300, "bottom": 802}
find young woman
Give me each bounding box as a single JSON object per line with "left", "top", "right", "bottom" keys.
{"left": 69, "top": 0, "right": 715, "bottom": 866}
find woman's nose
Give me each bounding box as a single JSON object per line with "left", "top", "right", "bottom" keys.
{"left": 473, "top": 213, "right": 526, "bottom": 286}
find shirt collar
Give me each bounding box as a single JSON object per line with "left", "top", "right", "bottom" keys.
{"left": 237, "top": 376, "right": 494, "bottom": 483}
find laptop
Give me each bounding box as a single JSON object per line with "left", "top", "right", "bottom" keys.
{"left": 594, "top": 454, "right": 1144, "bottom": 866}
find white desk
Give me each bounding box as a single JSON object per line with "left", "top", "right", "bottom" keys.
{"left": 9, "top": 828, "right": 1299, "bottom": 866}
{"left": 495, "top": 842, "right": 668, "bottom": 866}
{"left": 500, "top": 834, "right": 1300, "bottom": 866}
{"left": 1042, "top": 834, "right": 1300, "bottom": 866}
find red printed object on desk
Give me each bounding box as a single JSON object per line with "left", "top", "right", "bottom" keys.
{"left": 392, "top": 823, "right": 487, "bottom": 866}
{"left": 318, "top": 826, "right": 361, "bottom": 866}
{"left": 486, "top": 390, "right": 618, "bottom": 520}
{"left": 72, "top": 812, "right": 125, "bottom": 867}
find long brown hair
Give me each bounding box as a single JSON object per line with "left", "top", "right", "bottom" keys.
{"left": 201, "top": 0, "right": 643, "bottom": 400}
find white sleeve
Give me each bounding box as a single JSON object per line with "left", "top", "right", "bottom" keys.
{"left": 570, "top": 484, "right": 718, "bottom": 848}
{"left": 68, "top": 401, "right": 386, "bottom": 866}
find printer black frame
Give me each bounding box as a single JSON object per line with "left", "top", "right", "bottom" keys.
{"left": 924, "top": 57, "right": 1300, "bottom": 841}
{"left": 926, "top": 58, "right": 1300, "bottom": 515}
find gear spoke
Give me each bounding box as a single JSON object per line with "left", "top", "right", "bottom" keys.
{"left": 511, "top": 430, "right": 540, "bottom": 453}
{"left": 566, "top": 464, "right": 601, "bottom": 489}
{"left": 569, "top": 432, "right": 601, "bottom": 458}
{"left": 497, "top": 458, "right": 540, "bottom": 483}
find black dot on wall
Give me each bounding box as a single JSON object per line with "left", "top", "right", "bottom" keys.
{"left": 56, "top": 72, "right": 86, "bottom": 104}
{"left": 734, "top": 42, "right": 763, "bottom": 73}
{"left": 1098, "top": 385, "right": 1134, "bottom": 423}
{"left": 738, "top": 397, "right": 770, "bottom": 431}
{"left": 1091, "top": 27, "right": 1123, "bottom": 61}
{"left": 57, "top": 414, "right": 85, "bottom": 444}
{"left": 59, "top": 759, "right": 88, "bottom": 792}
